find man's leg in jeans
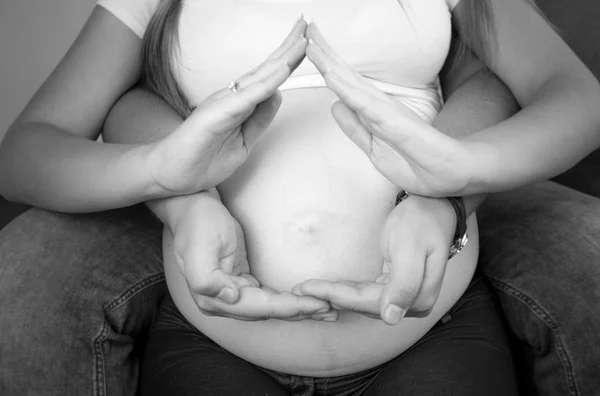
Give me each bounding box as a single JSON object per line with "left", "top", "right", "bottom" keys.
{"left": 0, "top": 206, "right": 166, "bottom": 396}
{"left": 478, "top": 180, "right": 600, "bottom": 396}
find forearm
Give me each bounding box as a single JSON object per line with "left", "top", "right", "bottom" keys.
{"left": 435, "top": 67, "right": 519, "bottom": 215}
{"left": 0, "top": 123, "right": 161, "bottom": 212}
{"left": 149, "top": 187, "right": 220, "bottom": 231}
{"left": 102, "top": 87, "right": 214, "bottom": 225}
{"left": 466, "top": 73, "right": 600, "bottom": 193}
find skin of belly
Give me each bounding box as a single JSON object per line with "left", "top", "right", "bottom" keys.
{"left": 164, "top": 88, "right": 479, "bottom": 377}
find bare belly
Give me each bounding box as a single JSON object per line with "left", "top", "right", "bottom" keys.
{"left": 164, "top": 88, "right": 479, "bottom": 377}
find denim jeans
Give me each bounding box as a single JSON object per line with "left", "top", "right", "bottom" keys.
{"left": 0, "top": 206, "right": 166, "bottom": 396}
{"left": 1, "top": 181, "right": 599, "bottom": 395}
{"left": 478, "top": 181, "right": 600, "bottom": 396}
{"left": 140, "top": 278, "right": 518, "bottom": 396}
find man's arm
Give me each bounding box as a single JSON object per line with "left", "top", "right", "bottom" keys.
{"left": 0, "top": 8, "right": 161, "bottom": 212}
{"left": 435, "top": 50, "right": 520, "bottom": 215}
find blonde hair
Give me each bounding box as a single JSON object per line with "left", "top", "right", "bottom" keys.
{"left": 449, "top": 0, "right": 496, "bottom": 72}
{"left": 141, "top": 0, "right": 191, "bottom": 119}
{"left": 141, "top": 0, "right": 498, "bottom": 118}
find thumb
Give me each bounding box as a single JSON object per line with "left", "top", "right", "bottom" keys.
{"left": 409, "top": 247, "right": 448, "bottom": 317}
{"left": 241, "top": 91, "right": 282, "bottom": 150}
{"left": 331, "top": 100, "right": 373, "bottom": 155}
{"left": 183, "top": 233, "right": 241, "bottom": 304}
{"left": 380, "top": 241, "right": 426, "bottom": 325}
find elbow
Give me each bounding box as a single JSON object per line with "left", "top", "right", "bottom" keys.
{"left": 560, "top": 70, "right": 600, "bottom": 152}
{"left": 576, "top": 72, "right": 600, "bottom": 149}
{"left": 562, "top": 70, "right": 600, "bottom": 153}
{"left": 0, "top": 188, "right": 22, "bottom": 206}
{"left": 0, "top": 125, "right": 30, "bottom": 205}
{"left": 0, "top": 166, "right": 19, "bottom": 205}
{"left": 535, "top": 67, "right": 600, "bottom": 145}
{"left": 0, "top": 133, "right": 18, "bottom": 203}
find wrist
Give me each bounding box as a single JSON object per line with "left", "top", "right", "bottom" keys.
{"left": 131, "top": 142, "right": 174, "bottom": 200}
{"left": 394, "top": 193, "right": 462, "bottom": 253}
{"left": 396, "top": 194, "right": 456, "bottom": 233}
{"left": 148, "top": 188, "right": 221, "bottom": 231}
{"left": 115, "top": 143, "right": 170, "bottom": 203}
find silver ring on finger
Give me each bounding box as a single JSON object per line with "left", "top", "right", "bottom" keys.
{"left": 227, "top": 80, "right": 240, "bottom": 93}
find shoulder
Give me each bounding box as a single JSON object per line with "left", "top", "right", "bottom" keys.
{"left": 96, "top": 0, "right": 161, "bottom": 38}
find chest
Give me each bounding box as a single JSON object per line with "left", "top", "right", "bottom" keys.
{"left": 174, "top": 0, "right": 453, "bottom": 105}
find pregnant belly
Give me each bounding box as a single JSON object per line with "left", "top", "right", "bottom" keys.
{"left": 164, "top": 89, "right": 479, "bottom": 376}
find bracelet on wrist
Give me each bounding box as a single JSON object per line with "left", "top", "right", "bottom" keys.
{"left": 395, "top": 191, "right": 468, "bottom": 259}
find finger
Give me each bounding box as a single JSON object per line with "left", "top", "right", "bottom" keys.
{"left": 232, "top": 218, "right": 252, "bottom": 275}
{"left": 237, "top": 273, "right": 261, "bottom": 288}
{"left": 330, "top": 82, "right": 460, "bottom": 165}
{"left": 236, "top": 30, "right": 307, "bottom": 92}
{"left": 183, "top": 235, "right": 241, "bottom": 303}
{"left": 264, "top": 15, "right": 306, "bottom": 61}
{"left": 325, "top": 70, "right": 394, "bottom": 125}
{"left": 310, "top": 310, "right": 339, "bottom": 322}
{"left": 331, "top": 100, "right": 372, "bottom": 155}
{"left": 205, "top": 17, "right": 306, "bottom": 107}
{"left": 192, "top": 61, "right": 289, "bottom": 135}
{"left": 408, "top": 247, "right": 448, "bottom": 318}
{"left": 265, "top": 16, "right": 307, "bottom": 68}
{"left": 380, "top": 244, "right": 426, "bottom": 325}
{"left": 196, "top": 287, "right": 331, "bottom": 321}
{"left": 240, "top": 91, "right": 282, "bottom": 150}
{"left": 204, "top": 29, "right": 305, "bottom": 106}
{"left": 220, "top": 38, "right": 304, "bottom": 118}
{"left": 306, "top": 43, "right": 391, "bottom": 125}
{"left": 293, "top": 279, "right": 383, "bottom": 317}
{"left": 305, "top": 22, "right": 347, "bottom": 66}
{"left": 304, "top": 29, "right": 382, "bottom": 100}
{"left": 229, "top": 274, "right": 259, "bottom": 290}
{"left": 193, "top": 36, "right": 306, "bottom": 137}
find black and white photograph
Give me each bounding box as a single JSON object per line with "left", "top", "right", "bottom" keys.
{"left": 1, "top": 0, "right": 599, "bottom": 395}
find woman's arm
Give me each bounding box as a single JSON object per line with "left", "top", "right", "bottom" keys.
{"left": 0, "top": 7, "right": 162, "bottom": 212}
{"left": 0, "top": 6, "right": 305, "bottom": 213}
{"left": 453, "top": 0, "right": 600, "bottom": 192}
{"left": 293, "top": 52, "right": 522, "bottom": 323}
{"left": 102, "top": 87, "right": 189, "bottom": 225}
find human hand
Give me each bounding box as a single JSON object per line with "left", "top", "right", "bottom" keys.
{"left": 168, "top": 190, "right": 337, "bottom": 321}
{"left": 292, "top": 195, "right": 456, "bottom": 324}
{"left": 304, "top": 22, "right": 475, "bottom": 197}
{"left": 146, "top": 17, "right": 309, "bottom": 195}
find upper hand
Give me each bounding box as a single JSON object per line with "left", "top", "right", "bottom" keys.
{"left": 292, "top": 195, "right": 456, "bottom": 324}
{"left": 304, "top": 22, "right": 475, "bottom": 197}
{"left": 168, "top": 190, "right": 337, "bottom": 322}
{"left": 146, "top": 17, "right": 309, "bottom": 195}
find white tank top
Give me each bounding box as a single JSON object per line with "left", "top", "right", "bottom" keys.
{"left": 98, "top": 0, "right": 456, "bottom": 122}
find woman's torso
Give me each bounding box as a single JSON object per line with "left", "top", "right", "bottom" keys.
{"left": 164, "top": 0, "right": 479, "bottom": 376}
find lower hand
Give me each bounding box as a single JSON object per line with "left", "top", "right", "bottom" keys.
{"left": 292, "top": 195, "right": 456, "bottom": 324}
{"left": 304, "top": 22, "right": 475, "bottom": 197}
{"left": 168, "top": 190, "right": 336, "bottom": 322}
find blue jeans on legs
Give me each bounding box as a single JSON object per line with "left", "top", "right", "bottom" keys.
{"left": 140, "top": 277, "right": 518, "bottom": 396}
{"left": 0, "top": 206, "right": 166, "bottom": 396}
{"left": 478, "top": 181, "right": 600, "bottom": 396}
{"left": 1, "top": 181, "right": 599, "bottom": 395}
